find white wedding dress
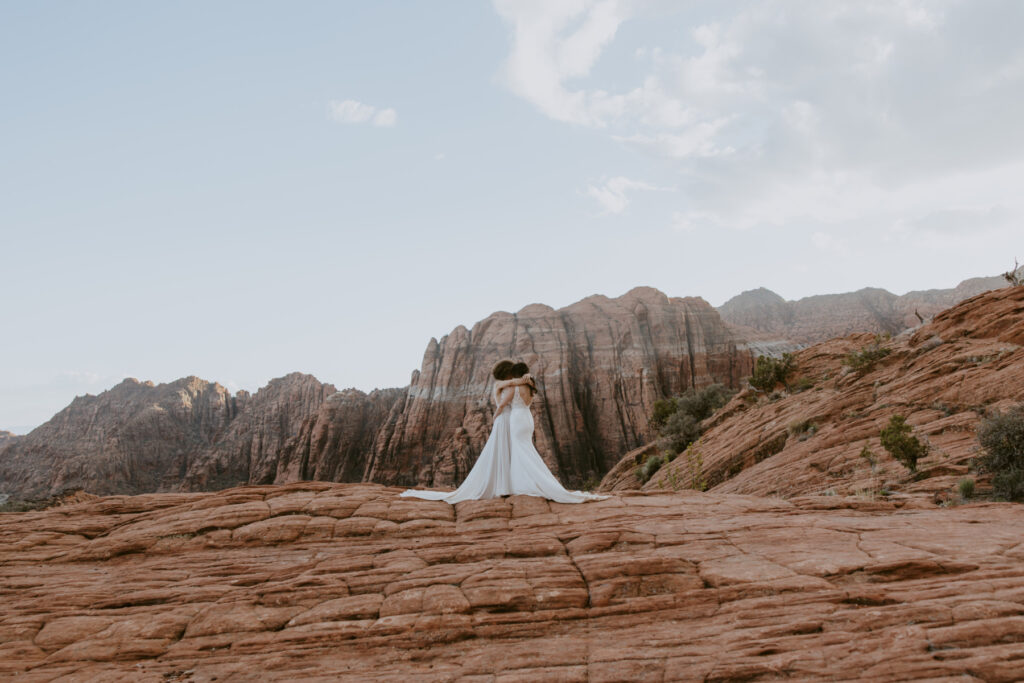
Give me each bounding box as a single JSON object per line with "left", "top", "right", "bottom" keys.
{"left": 400, "top": 384, "right": 606, "bottom": 504}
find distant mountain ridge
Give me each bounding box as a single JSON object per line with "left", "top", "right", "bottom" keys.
{"left": 716, "top": 272, "right": 1010, "bottom": 347}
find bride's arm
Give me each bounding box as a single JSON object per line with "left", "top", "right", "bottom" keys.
{"left": 495, "top": 376, "right": 532, "bottom": 390}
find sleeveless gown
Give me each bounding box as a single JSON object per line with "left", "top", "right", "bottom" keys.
{"left": 400, "top": 385, "right": 606, "bottom": 504}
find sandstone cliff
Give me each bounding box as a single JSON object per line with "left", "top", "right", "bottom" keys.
{"left": 0, "top": 288, "right": 751, "bottom": 498}
{"left": 602, "top": 285, "right": 1024, "bottom": 500}
{"left": 2, "top": 482, "right": 1022, "bottom": 680}
{"left": 0, "top": 377, "right": 241, "bottom": 499}
{"left": 365, "top": 287, "right": 753, "bottom": 489}
{"left": 180, "top": 373, "right": 339, "bottom": 491}
{"left": 718, "top": 273, "right": 1009, "bottom": 347}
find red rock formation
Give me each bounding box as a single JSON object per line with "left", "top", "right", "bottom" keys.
{"left": 0, "top": 377, "right": 240, "bottom": 499}
{"left": 181, "top": 373, "right": 338, "bottom": 490}
{"left": 718, "top": 274, "right": 1008, "bottom": 347}
{"left": 0, "top": 430, "right": 19, "bottom": 448}
{"left": 275, "top": 387, "right": 405, "bottom": 483}
{"left": 2, "top": 482, "right": 1023, "bottom": 680}
{"left": 366, "top": 287, "right": 753, "bottom": 489}
{"left": 602, "top": 286, "right": 1024, "bottom": 500}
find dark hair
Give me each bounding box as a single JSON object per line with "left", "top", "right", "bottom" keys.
{"left": 509, "top": 362, "right": 537, "bottom": 394}
{"left": 492, "top": 359, "right": 515, "bottom": 380}
{"left": 509, "top": 362, "right": 529, "bottom": 378}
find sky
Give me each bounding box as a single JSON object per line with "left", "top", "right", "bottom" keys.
{"left": 2, "top": 0, "right": 1023, "bottom": 433}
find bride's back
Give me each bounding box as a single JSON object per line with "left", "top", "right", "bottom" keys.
{"left": 498, "top": 384, "right": 534, "bottom": 407}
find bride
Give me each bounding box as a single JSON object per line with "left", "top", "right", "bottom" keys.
{"left": 400, "top": 359, "right": 606, "bottom": 504}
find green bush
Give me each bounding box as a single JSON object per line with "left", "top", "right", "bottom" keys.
{"left": 880, "top": 415, "right": 929, "bottom": 473}
{"left": 651, "top": 397, "right": 679, "bottom": 428}
{"left": 749, "top": 353, "right": 797, "bottom": 392}
{"left": 637, "top": 454, "right": 665, "bottom": 484}
{"left": 656, "top": 384, "right": 735, "bottom": 455}
{"left": 844, "top": 337, "right": 893, "bottom": 373}
{"left": 958, "top": 478, "right": 975, "bottom": 500}
{"left": 977, "top": 406, "right": 1024, "bottom": 501}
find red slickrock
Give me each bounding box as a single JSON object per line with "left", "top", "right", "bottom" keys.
{"left": 602, "top": 286, "right": 1024, "bottom": 501}
{"left": 2, "top": 482, "right": 1023, "bottom": 680}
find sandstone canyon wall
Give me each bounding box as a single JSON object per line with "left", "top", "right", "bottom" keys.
{"left": 363, "top": 287, "right": 752, "bottom": 489}
{"left": 0, "top": 288, "right": 752, "bottom": 498}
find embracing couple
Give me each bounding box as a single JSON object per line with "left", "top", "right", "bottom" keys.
{"left": 401, "top": 359, "right": 606, "bottom": 504}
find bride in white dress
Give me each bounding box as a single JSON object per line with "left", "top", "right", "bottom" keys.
{"left": 401, "top": 360, "right": 606, "bottom": 504}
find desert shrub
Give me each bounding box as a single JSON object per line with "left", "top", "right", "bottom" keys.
{"left": 788, "top": 419, "right": 818, "bottom": 441}
{"left": 683, "top": 439, "right": 708, "bottom": 491}
{"left": 880, "top": 415, "right": 929, "bottom": 473}
{"left": 637, "top": 454, "right": 665, "bottom": 484}
{"left": 749, "top": 353, "right": 797, "bottom": 392}
{"left": 977, "top": 406, "right": 1024, "bottom": 501}
{"left": 844, "top": 336, "right": 893, "bottom": 373}
{"left": 656, "top": 384, "right": 735, "bottom": 455}
{"left": 651, "top": 397, "right": 679, "bottom": 428}
{"left": 858, "top": 444, "right": 878, "bottom": 468}
{"left": 790, "top": 376, "right": 815, "bottom": 393}
{"left": 958, "top": 478, "right": 975, "bottom": 500}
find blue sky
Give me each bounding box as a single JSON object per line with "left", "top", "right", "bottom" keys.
{"left": 2, "top": 1, "right": 1023, "bottom": 432}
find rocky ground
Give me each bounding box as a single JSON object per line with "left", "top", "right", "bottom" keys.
{"left": 3, "top": 482, "right": 1023, "bottom": 681}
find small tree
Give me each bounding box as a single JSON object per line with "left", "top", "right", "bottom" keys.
{"left": 1003, "top": 257, "right": 1023, "bottom": 287}
{"left": 844, "top": 336, "right": 893, "bottom": 374}
{"left": 880, "top": 415, "right": 929, "bottom": 473}
{"left": 977, "top": 406, "right": 1024, "bottom": 501}
{"left": 749, "top": 353, "right": 797, "bottom": 392}
{"left": 655, "top": 384, "right": 735, "bottom": 455}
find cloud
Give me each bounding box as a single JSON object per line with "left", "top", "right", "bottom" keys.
{"left": 329, "top": 99, "right": 397, "bottom": 127}
{"left": 493, "top": 0, "right": 1024, "bottom": 241}
{"left": 372, "top": 108, "right": 397, "bottom": 127}
{"left": 586, "top": 176, "right": 666, "bottom": 214}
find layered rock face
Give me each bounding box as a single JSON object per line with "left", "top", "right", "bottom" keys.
{"left": 0, "top": 377, "right": 242, "bottom": 499}
{"left": 366, "top": 287, "right": 753, "bottom": 489}
{"left": 718, "top": 273, "right": 1008, "bottom": 347}
{"left": 603, "top": 286, "right": 1024, "bottom": 500}
{"left": 275, "top": 387, "right": 406, "bottom": 484}
{"left": 180, "top": 373, "right": 339, "bottom": 491}
{"left": 3, "top": 482, "right": 1023, "bottom": 680}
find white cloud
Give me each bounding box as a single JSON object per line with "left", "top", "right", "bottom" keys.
{"left": 493, "top": 0, "right": 1024, "bottom": 243}
{"left": 586, "top": 176, "right": 665, "bottom": 214}
{"left": 329, "top": 99, "right": 397, "bottom": 127}
{"left": 372, "top": 108, "right": 397, "bottom": 127}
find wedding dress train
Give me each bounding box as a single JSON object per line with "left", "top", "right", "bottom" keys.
{"left": 401, "top": 385, "right": 606, "bottom": 504}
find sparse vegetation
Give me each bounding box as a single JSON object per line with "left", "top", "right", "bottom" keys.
{"left": 880, "top": 415, "right": 929, "bottom": 473}
{"left": 844, "top": 336, "right": 893, "bottom": 374}
{"left": 0, "top": 498, "right": 48, "bottom": 513}
{"left": 788, "top": 419, "right": 818, "bottom": 441}
{"left": 636, "top": 454, "right": 665, "bottom": 484}
{"left": 958, "top": 478, "right": 975, "bottom": 500}
{"left": 1003, "top": 257, "right": 1023, "bottom": 287}
{"left": 976, "top": 405, "right": 1024, "bottom": 502}
{"left": 790, "top": 376, "right": 815, "bottom": 393}
{"left": 581, "top": 474, "right": 601, "bottom": 492}
{"left": 749, "top": 353, "right": 797, "bottom": 392}
{"left": 656, "top": 384, "right": 734, "bottom": 456}
{"left": 858, "top": 444, "right": 878, "bottom": 469}
{"left": 684, "top": 439, "right": 708, "bottom": 491}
